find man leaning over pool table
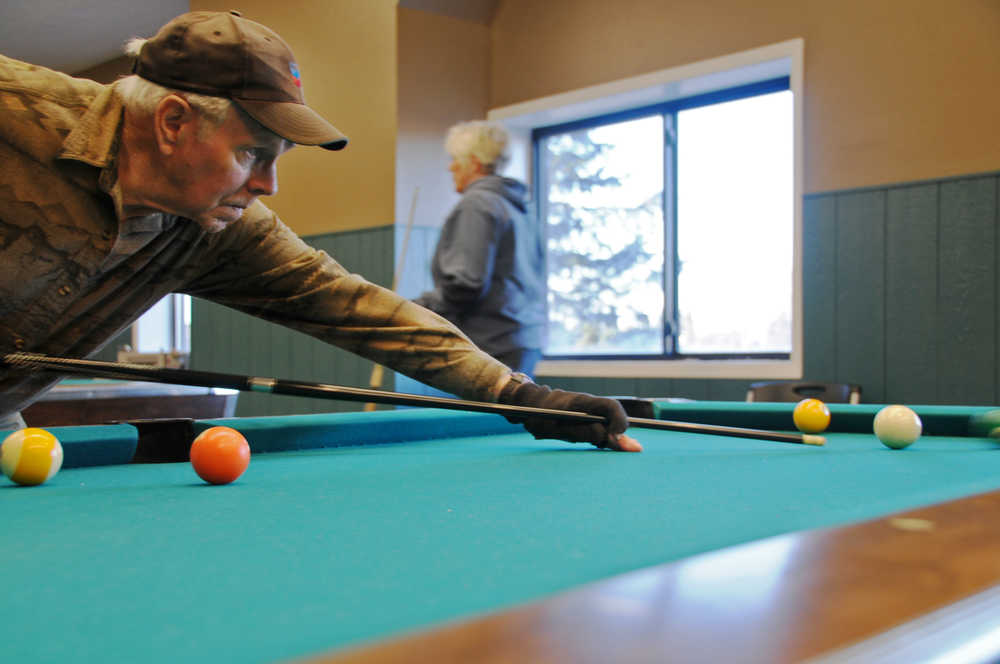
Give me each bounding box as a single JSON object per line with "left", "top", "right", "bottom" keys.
{"left": 0, "top": 11, "right": 641, "bottom": 452}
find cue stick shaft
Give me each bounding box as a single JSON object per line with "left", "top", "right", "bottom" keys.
{"left": 2, "top": 352, "right": 823, "bottom": 445}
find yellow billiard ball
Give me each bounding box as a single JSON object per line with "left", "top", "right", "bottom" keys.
{"left": 1, "top": 428, "right": 64, "bottom": 486}
{"left": 793, "top": 398, "right": 831, "bottom": 434}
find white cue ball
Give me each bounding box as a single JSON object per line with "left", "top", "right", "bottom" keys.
{"left": 873, "top": 405, "right": 923, "bottom": 449}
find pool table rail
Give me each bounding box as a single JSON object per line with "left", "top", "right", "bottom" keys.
{"left": 1, "top": 410, "right": 528, "bottom": 468}
{"left": 653, "top": 401, "right": 1000, "bottom": 438}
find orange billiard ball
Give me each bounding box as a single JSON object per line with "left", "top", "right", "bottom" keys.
{"left": 792, "top": 398, "right": 831, "bottom": 434}
{"left": 189, "top": 426, "right": 250, "bottom": 485}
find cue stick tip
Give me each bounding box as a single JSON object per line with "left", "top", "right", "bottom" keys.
{"left": 802, "top": 434, "right": 826, "bottom": 446}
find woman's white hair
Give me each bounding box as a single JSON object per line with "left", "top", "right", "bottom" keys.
{"left": 115, "top": 37, "right": 232, "bottom": 132}
{"left": 445, "top": 121, "right": 510, "bottom": 173}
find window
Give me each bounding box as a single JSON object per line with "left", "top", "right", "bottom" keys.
{"left": 490, "top": 39, "right": 803, "bottom": 378}
{"left": 536, "top": 80, "right": 792, "bottom": 360}
{"left": 675, "top": 89, "right": 793, "bottom": 356}
{"left": 120, "top": 294, "right": 191, "bottom": 368}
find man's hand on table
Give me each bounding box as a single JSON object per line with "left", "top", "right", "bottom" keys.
{"left": 498, "top": 374, "right": 643, "bottom": 452}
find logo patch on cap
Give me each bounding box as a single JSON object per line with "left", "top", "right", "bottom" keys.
{"left": 289, "top": 62, "right": 302, "bottom": 88}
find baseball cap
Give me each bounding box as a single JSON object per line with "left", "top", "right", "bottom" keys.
{"left": 134, "top": 10, "right": 348, "bottom": 150}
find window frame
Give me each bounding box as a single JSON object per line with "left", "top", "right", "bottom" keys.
{"left": 532, "top": 77, "right": 792, "bottom": 362}
{"left": 488, "top": 39, "right": 804, "bottom": 379}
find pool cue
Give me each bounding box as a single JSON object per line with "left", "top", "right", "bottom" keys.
{"left": 364, "top": 186, "right": 419, "bottom": 412}
{"left": 2, "top": 352, "right": 824, "bottom": 445}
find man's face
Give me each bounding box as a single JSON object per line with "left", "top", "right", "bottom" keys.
{"left": 162, "top": 106, "right": 294, "bottom": 233}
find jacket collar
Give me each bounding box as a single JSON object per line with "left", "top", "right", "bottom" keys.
{"left": 57, "top": 83, "right": 124, "bottom": 170}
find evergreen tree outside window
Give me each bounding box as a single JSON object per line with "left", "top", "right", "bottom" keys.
{"left": 540, "top": 116, "right": 664, "bottom": 356}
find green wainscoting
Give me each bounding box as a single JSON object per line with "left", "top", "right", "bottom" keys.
{"left": 802, "top": 175, "right": 998, "bottom": 405}
{"left": 191, "top": 171, "right": 1000, "bottom": 416}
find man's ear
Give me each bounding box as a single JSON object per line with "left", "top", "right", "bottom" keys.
{"left": 153, "top": 95, "right": 196, "bottom": 155}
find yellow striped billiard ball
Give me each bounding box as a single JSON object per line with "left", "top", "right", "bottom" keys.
{"left": 1, "top": 428, "right": 64, "bottom": 486}
{"left": 793, "top": 398, "right": 831, "bottom": 434}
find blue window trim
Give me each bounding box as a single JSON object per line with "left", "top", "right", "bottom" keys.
{"left": 532, "top": 76, "right": 792, "bottom": 362}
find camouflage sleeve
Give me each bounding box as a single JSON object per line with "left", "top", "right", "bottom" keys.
{"left": 180, "top": 202, "right": 513, "bottom": 402}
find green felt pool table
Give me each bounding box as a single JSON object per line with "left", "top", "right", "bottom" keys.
{"left": 5, "top": 401, "right": 1000, "bottom": 663}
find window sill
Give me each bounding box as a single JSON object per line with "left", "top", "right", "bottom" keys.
{"left": 534, "top": 356, "right": 802, "bottom": 380}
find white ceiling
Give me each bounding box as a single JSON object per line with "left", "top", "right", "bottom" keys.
{"left": 1, "top": 0, "right": 190, "bottom": 73}
{"left": 1, "top": 1, "right": 498, "bottom": 75}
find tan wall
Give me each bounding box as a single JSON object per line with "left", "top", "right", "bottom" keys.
{"left": 192, "top": 0, "right": 397, "bottom": 234}
{"left": 396, "top": 7, "right": 491, "bottom": 230}
{"left": 491, "top": 0, "right": 1000, "bottom": 194}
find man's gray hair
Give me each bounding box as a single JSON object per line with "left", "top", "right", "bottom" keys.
{"left": 445, "top": 121, "right": 510, "bottom": 173}
{"left": 115, "top": 37, "right": 232, "bottom": 131}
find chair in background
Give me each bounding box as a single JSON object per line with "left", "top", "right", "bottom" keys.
{"left": 746, "top": 381, "right": 862, "bottom": 404}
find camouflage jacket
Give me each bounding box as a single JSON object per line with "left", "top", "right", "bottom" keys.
{"left": 0, "top": 54, "right": 510, "bottom": 415}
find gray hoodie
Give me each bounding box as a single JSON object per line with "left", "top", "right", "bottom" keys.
{"left": 414, "top": 175, "right": 546, "bottom": 358}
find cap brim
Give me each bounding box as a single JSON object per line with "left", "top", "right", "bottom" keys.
{"left": 236, "top": 99, "right": 348, "bottom": 151}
